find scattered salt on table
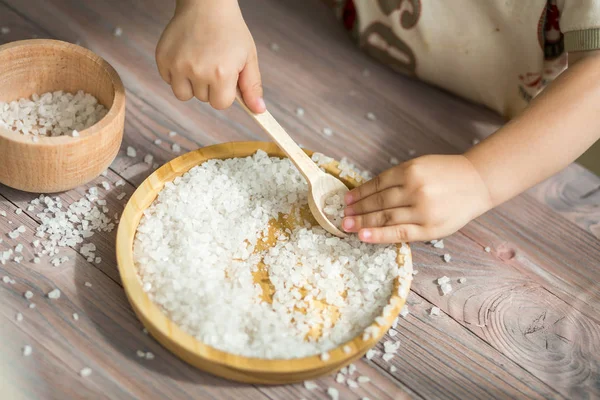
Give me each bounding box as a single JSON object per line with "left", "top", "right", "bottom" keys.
{"left": 23, "top": 345, "right": 32, "bottom": 356}
{"left": 327, "top": 387, "right": 339, "bottom": 400}
{"left": 303, "top": 381, "right": 318, "bottom": 390}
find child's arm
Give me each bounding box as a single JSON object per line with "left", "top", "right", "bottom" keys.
{"left": 343, "top": 51, "right": 600, "bottom": 244}
{"left": 155, "top": 0, "right": 265, "bottom": 113}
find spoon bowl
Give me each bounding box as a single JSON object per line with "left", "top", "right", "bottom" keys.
{"left": 308, "top": 173, "right": 349, "bottom": 237}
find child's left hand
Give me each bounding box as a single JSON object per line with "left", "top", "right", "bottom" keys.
{"left": 343, "top": 154, "right": 492, "bottom": 243}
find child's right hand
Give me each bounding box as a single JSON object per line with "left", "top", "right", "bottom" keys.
{"left": 156, "top": 0, "right": 265, "bottom": 113}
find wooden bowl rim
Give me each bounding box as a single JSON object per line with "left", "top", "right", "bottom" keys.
{"left": 0, "top": 39, "right": 125, "bottom": 146}
{"left": 116, "top": 141, "right": 412, "bottom": 375}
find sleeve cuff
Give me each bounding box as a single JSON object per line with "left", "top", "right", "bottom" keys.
{"left": 564, "top": 28, "right": 600, "bottom": 52}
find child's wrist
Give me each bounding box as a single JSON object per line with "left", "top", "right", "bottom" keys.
{"left": 175, "top": 0, "right": 238, "bottom": 14}
{"left": 461, "top": 153, "right": 495, "bottom": 213}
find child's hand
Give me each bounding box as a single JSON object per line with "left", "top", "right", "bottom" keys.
{"left": 343, "top": 155, "right": 492, "bottom": 243}
{"left": 156, "top": 0, "right": 265, "bottom": 113}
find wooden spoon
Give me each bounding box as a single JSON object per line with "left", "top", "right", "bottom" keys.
{"left": 236, "top": 94, "right": 348, "bottom": 238}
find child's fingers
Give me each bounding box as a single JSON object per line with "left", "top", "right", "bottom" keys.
{"left": 344, "top": 187, "right": 409, "bottom": 216}
{"left": 358, "top": 224, "right": 424, "bottom": 244}
{"left": 346, "top": 169, "right": 403, "bottom": 206}
{"left": 208, "top": 74, "right": 238, "bottom": 110}
{"left": 342, "top": 207, "right": 413, "bottom": 232}
{"left": 171, "top": 76, "right": 194, "bottom": 101}
{"left": 238, "top": 54, "right": 265, "bottom": 113}
{"left": 192, "top": 80, "right": 209, "bottom": 103}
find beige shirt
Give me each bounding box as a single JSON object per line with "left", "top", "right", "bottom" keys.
{"left": 335, "top": 0, "right": 600, "bottom": 118}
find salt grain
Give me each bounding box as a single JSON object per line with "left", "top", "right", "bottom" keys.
{"left": 323, "top": 127, "right": 333, "bottom": 137}
{"left": 72, "top": 130, "right": 80, "bottom": 137}
{"left": 168, "top": 131, "right": 177, "bottom": 137}
{"left": 443, "top": 253, "right": 451, "bottom": 262}
{"left": 16, "top": 312, "right": 23, "bottom": 322}
{"left": 172, "top": 143, "right": 181, "bottom": 153}
{"left": 113, "top": 26, "right": 123, "bottom": 37}
{"left": 136, "top": 350, "right": 145, "bottom": 358}
{"left": 336, "top": 373, "right": 345, "bottom": 383}
{"left": 327, "top": 387, "right": 339, "bottom": 400}
{"left": 115, "top": 179, "right": 125, "bottom": 187}
{"left": 269, "top": 43, "right": 280, "bottom": 51}
{"left": 15, "top": 208, "right": 22, "bottom": 215}
{"left": 365, "top": 349, "right": 377, "bottom": 360}
{"left": 390, "top": 365, "right": 397, "bottom": 373}
{"left": 437, "top": 276, "right": 450, "bottom": 285}
{"left": 366, "top": 112, "right": 376, "bottom": 121}
{"left": 390, "top": 157, "right": 399, "bottom": 165}
{"left": 295, "top": 107, "right": 304, "bottom": 117}
{"left": 145, "top": 352, "right": 155, "bottom": 360}
{"left": 144, "top": 154, "right": 154, "bottom": 165}
{"left": 303, "top": 381, "right": 318, "bottom": 390}
{"left": 382, "top": 353, "right": 394, "bottom": 362}
{"left": 357, "top": 376, "right": 370, "bottom": 384}
{"left": 430, "top": 307, "right": 440, "bottom": 316}
{"left": 29, "top": 303, "right": 36, "bottom": 309}
{"left": 79, "top": 367, "right": 92, "bottom": 377}
{"left": 73, "top": 313, "right": 79, "bottom": 321}
{"left": 84, "top": 282, "right": 92, "bottom": 287}
{"left": 400, "top": 305, "right": 409, "bottom": 318}
{"left": 472, "top": 138, "right": 480, "bottom": 145}
{"left": 101, "top": 181, "right": 111, "bottom": 190}
{"left": 117, "top": 193, "right": 127, "bottom": 200}
{"left": 24, "top": 291, "right": 33, "bottom": 299}
{"left": 154, "top": 139, "right": 162, "bottom": 145}
{"left": 458, "top": 277, "right": 467, "bottom": 284}
{"left": 23, "top": 345, "right": 32, "bottom": 356}
{"left": 127, "top": 146, "right": 137, "bottom": 158}
{"left": 347, "top": 378, "right": 359, "bottom": 389}
{"left": 484, "top": 246, "right": 491, "bottom": 253}
{"left": 47, "top": 289, "right": 61, "bottom": 299}
{"left": 440, "top": 283, "right": 453, "bottom": 295}
{"left": 433, "top": 240, "right": 444, "bottom": 249}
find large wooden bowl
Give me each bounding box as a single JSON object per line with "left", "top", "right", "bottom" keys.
{"left": 0, "top": 39, "right": 125, "bottom": 193}
{"left": 116, "top": 142, "right": 413, "bottom": 384}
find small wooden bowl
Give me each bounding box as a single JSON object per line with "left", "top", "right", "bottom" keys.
{"left": 116, "top": 142, "right": 413, "bottom": 384}
{"left": 0, "top": 39, "right": 125, "bottom": 193}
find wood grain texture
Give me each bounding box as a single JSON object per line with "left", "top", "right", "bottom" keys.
{"left": 1, "top": 0, "right": 599, "bottom": 399}
{"left": 0, "top": 39, "right": 125, "bottom": 193}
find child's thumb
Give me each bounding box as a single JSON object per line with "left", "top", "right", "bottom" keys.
{"left": 238, "top": 55, "right": 266, "bottom": 114}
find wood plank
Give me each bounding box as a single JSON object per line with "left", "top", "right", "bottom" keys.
{"left": 529, "top": 164, "right": 600, "bottom": 239}
{"left": 406, "top": 233, "right": 600, "bottom": 398}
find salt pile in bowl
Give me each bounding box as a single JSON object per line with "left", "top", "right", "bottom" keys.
{"left": 134, "top": 150, "right": 411, "bottom": 359}
{"left": 0, "top": 90, "right": 107, "bottom": 137}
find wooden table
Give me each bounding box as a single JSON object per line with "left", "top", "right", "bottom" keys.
{"left": 1, "top": 1, "right": 599, "bottom": 399}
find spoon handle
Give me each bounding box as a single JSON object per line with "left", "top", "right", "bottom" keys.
{"left": 235, "top": 94, "right": 322, "bottom": 184}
